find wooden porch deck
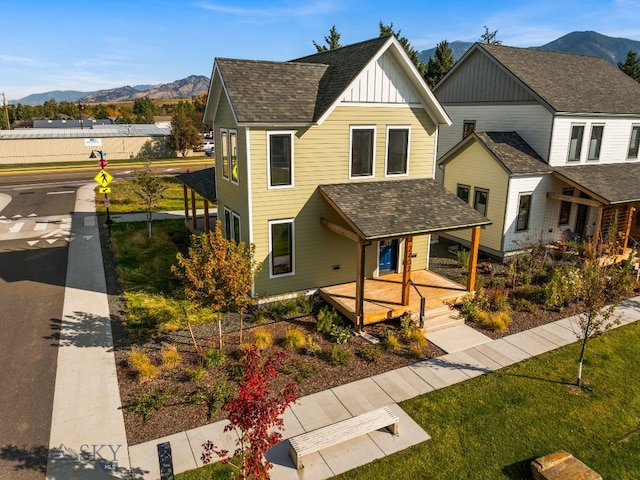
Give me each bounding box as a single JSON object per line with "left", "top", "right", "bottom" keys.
{"left": 319, "top": 269, "right": 470, "bottom": 326}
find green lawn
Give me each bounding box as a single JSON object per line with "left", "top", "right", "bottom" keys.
{"left": 177, "top": 322, "right": 640, "bottom": 480}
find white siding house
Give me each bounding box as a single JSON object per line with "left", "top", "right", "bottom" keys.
{"left": 434, "top": 43, "right": 640, "bottom": 259}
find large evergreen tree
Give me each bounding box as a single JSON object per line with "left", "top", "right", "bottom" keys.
{"left": 480, "top": 26, "right": 502, "bottom": 45}
{"left": 313, "top": 25, "right": 342, "bottom": 52}
{"left": 379, "top": 22, "right": 426, "bottom": 76}
{"left": 618, "top": 50, "right": 640, "bottom": 82}
{"left": 426, "top": 40, "right": 456, "bottom": 87}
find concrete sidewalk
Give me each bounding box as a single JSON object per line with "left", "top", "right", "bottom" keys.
{"left": 45, "top": 186, "right": 640, "bottom": 479}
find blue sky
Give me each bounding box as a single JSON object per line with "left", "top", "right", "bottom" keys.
{"left": 3, "top": 0, "right": 640, "bottom": 101}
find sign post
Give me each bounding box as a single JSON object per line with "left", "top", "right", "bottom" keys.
{"left": 91, "top": 150, "right": 114, "bottom": 236}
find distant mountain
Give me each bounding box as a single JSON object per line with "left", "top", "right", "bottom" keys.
{"left": 419, "top": 31, "right": 640, "bottom": 66}
{"left": 12, "top": 75, "right": 210, "bottom": 105}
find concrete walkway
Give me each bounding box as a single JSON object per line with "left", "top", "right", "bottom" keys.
{"left": 44, "top": 186, "right": 640, "bottom": 479}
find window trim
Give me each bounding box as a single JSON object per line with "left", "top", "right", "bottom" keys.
{"left": 267, "top": 131, "right": 294, "bottom": 189}
{"left": 473, "top": 188, "right": 489, "bottom": 217}
{"left": 515, "top": 192, "right": 532, "bottom": 232}
{"left": 349, "top": 125, "right": 376, "bottom": 179}
{"left": 268, "top": 219, "right": 295, "bottom": 278}
{"left": 463, "top": 120, "right": 476, "bottom": 139}
{"left": 220, "top": 128, "right": 229, "bottom": 179}
{"left": 223, "top": 207, "right": 232, "bottom": 240}
{"left": 456, "top": 184, "right": 470, "bottom": 204}
{"left": 384, "top": 126, "right": 410, "bottom": 177}
{"left": 229, "top": 129, "right": 238, "bottom": 185}
{"left": 567, "top": 124, "right": 585, "bottom": 162}
{"left": 628, "top": 125, "right": 640, "bottom": 159}
{"left": 232, "top": 212, "right": 241, "bottom": 243}
{"left": 587, "top": 124, "right": 604, "bottom": 161}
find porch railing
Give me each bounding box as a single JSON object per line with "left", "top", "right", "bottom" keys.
{"left": 409, "top": 279, "right": 426, "bottom": 328}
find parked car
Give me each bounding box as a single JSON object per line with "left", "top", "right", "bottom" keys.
{"left": 205, "top": 146, "right": 215, "bottom": 156}
{"left": 198, "top": 141, "right": 215, "bottom": 152}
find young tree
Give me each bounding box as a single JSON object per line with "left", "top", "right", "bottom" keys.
{"left": 313, "top": 25, "right": 342, "bottom": 52}
{"left": 573, "top": 236, "right": 635, "bottom": 387}
{"left": 168, "top": 101, "right": 202, "bottom": 157}
{"left": 426, "top": 40, "right": 456, "bottom": 87}
{"left": 201, "top": 345, "right": 297, "bottom": 479}
{"left": 379, "top": 22, "right": 427, "bottom": 76}
{"left": 172, "top": 222, "right": 260, "bottom": 349}
{"left": 480, "top": 26, "right": 502, "bottom": 45}
{"left": 127, "top": 165, "right": 168, "bottom": 238}
{"left": 618, "top": 50, "right": 640, "bottom": 82}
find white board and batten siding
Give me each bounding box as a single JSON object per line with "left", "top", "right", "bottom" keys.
{"left": 437, "top": 104, "right": 553, "bottom": 161}
{"left": 502, "top": 175, "right": 556, "bottom": 254}
{"left": 548, "top": 116, "right": 640, "bottom": 167}
{"left": 340, "top": 52, "right": 422, "bottom": 105}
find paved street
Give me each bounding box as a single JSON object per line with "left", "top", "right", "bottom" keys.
{"left": 0, "top": 185, "right": 76, "bottom": 479}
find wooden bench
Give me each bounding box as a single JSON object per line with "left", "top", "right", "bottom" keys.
{"left": 288, "top": 406, "right": 399, "bottom": 469}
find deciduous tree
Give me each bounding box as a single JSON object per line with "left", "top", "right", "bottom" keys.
{"left": 168, "top": 101, "right": 202, "bottom": 157}
{"left": 127, "top": 164, "right": 168, "bottom": 238}
{"left": 172, "top": 222, "right": 260, "bottom": 349}
{"left": 132, "top": 97, "right": 156, "bottom": 124}
{"left": 201, "top": 345, "right": 297, "bottom": 479}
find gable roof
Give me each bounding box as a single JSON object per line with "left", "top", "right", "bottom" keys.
{"left": 437, "top": 43, "right": 640, "bottom": 115}
{"left": 439, "top": 131, "right": 552, "bottom": 176}
{"left": 175, "top": 167, "right": 217, "bottom": 202}
{"left": 553, "top": 163, "right": 640, "bottom": 205}
{"left": 207, "top": 36, "right": 450, "bottom": 126}
{"left": 319, "top": 179, "right": 490, "bottom": 241}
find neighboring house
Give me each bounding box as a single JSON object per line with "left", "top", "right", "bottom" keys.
{"left": 434, "top": 43, "right": 640, "bottom": 259}
{"left": 203, "top": 36, "right": 489, "bottom": 328}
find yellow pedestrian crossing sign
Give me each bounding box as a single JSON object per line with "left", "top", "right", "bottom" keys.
{"left": 94, "top": 169, "right": 113, "bottom": 187}
{"left": 98, "top": 187, "right": 111, "bottom": 194}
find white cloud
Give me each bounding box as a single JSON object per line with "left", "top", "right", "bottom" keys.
{"left": 198, "top": 0, "right": 343, "bottom": 18}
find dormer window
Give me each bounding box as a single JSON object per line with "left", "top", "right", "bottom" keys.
{"left": 568, "top": 124, "right": 584, "bottom": 162}
{"left": 628, "top": 125, "right": 640, "bottom": 159}
{"left": 588, "top": 125, "right": 604, "bottom": 161}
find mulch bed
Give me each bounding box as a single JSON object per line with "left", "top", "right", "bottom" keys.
{"left": 98, "top": 225, "right": 621, "bottom": 446}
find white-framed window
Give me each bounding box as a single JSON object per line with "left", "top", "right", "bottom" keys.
{"left": 588, "top": 125, "right": 604, "bottom": 161}
{"left": 457, "top": 184, "right": 470, "bottom": 203}
{"left": 558, "top": 187, "right": 574, "bottom": 225}
{"left": 220, "top": 129, "right": 229, "bottom": 179}
{"left": 567, "top": 124, "right": 584, "bottom": 162}
{"left": 269, "top": 219, "right": 294, "bottom": 277}
{"left": 229, "top": 129, "right": 238, "bottom": 184}
{"left": 628, "top": 125, "right": 640, "bottom": 159}
{"left": 232, "top": 212, "right": 241, "bottom": 243}
{"left": 473, "top": 188, "right": 489, "bottom": 216}
{"left": 516, "top": 193, "right": 532, "bottom": 232}
{"left": 349, "top": 126, "right": 375, "bottom": 178}
{"left": 385, "top": 126, "right": 410, "bottom": 176}
{"left": 223, "top": 207, "right": 232, "bottom": 240}
{"left": 267, "top": 131, "right": 294, "bottom": 188}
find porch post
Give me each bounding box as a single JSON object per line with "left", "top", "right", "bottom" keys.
{"left": 355, "top": 241, "right": 366, "bottom": 330}
{"left": 401, "top": 236, "right": 413, "bottom": 306}
{"left": 593, "top": 206, "right": 603, "bottom": 244}
{"left": 191, "top": 189, "right": 197, "bottom": 231}
{"left": 467, "top": 226, "right": 480, "bottom": 292}
{"left": 623, "top": 205, "right": 635, "bottom": 251}
{"left": 204, "top": 199, "right": 210, "bottom": 232}
{"left": 183, "top": 184, "right": 190, "bottom": 223}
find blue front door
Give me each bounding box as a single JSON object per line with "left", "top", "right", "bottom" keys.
{"left": 379, "top": 239, "right": 398, "bottom": 273}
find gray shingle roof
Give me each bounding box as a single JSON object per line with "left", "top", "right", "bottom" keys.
{"left": 553, "top": 163, "right": 640, "bottom": 204}
{"left": 474, "top": 132, "right": 552, "bottom": 175}
{"left": 319, "top": 179, "right": 490, "bottom": 240}
{"left": 175, "top": 167, "right": 217, "bottom": 202}
{"left": 216, "top": 59, "right": 328, "bottom": 124}
{"left": 478, "top": 43, "right": 640, "bottom": 114}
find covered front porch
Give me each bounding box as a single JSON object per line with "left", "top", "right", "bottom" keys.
{"left": 318, "top": 179, "right": 491, "bottom": 330}
{"left": 175, "top": 167, "right": 217, "bottom": 234}
{"left": 319, "top": 268, "right": 470, "bottom": 327}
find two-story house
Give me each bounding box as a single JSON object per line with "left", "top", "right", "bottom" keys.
{"left": 434, "top": 43, "right": 640, "bottom": 260}
{"left": 203, "top": 36, "right": 489, "bottom": 329}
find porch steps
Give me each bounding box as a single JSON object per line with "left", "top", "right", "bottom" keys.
{"left": 421, "top": 303, "right": 465, "bottom": 333}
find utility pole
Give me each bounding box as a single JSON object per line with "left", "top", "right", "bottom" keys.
{"left": 2, "top": 93, "right": 10, "bottom": 130}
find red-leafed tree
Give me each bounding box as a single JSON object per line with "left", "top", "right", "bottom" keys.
{"left": 201, "top": 345, "right": 297, "bottom": 479}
